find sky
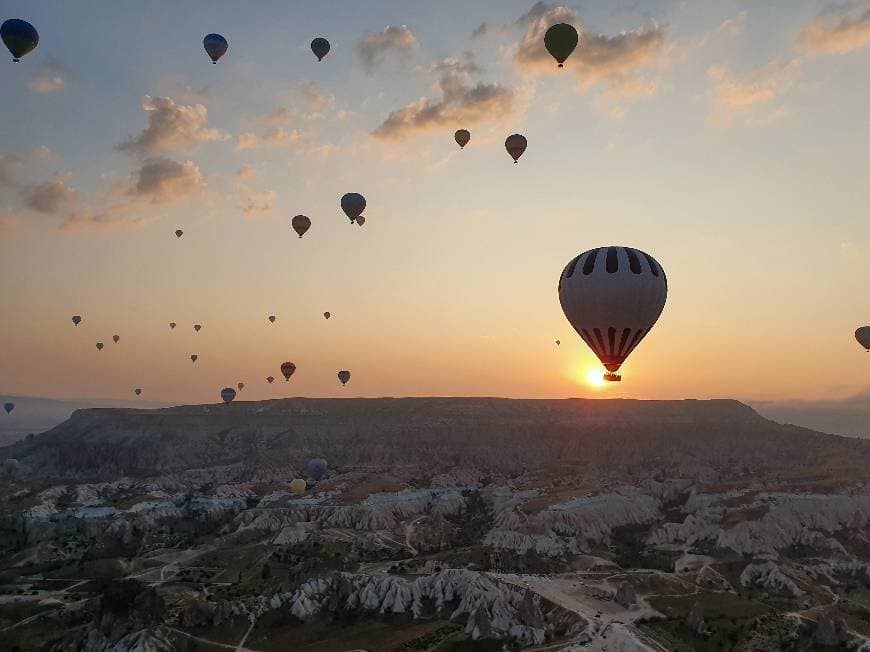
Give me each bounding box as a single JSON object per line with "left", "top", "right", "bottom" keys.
{"left": 0, "top": 0, "right": 869, "bottom": 405}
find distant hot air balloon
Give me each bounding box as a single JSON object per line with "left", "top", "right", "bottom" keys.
{"left": 544, "top": 23, "right": 579, "bottom": 68}
{"left": 113, "top": 335, "right": 120, "bottom": 343}
{"left": 310, "top": 37, "right": 330, "bottom": 61}
{"left": 220, "top": 387, "right": 236, "bottom": 404}
{"left": 558, "top": 247, "right": 667, "bottom": 382}
{"left": 237, "top": 382, "right": 245, "bottom": 391}
{"left": 3, "top": 402, "right": 13, "bottom": 414}
{"left": 856, "top": 327, "right": 870, "bottom": 351}
{"left": 175, "top": 229, "right": 183, "bottom": 238}
{"left": 291, "top": 215, "right": 311, "bottom": 238}
{"left": 190, "top": 354, "right": 198, "bottom": 363}
{"left": 280, "top": 362, "right": 296, "bottom": 381}
{"left": 193, "top": 324, "right": 202, "bottom": 332}
{"left": 555, "top": 340, "right": 560, "bottom": 346}
{"left": 203, "top": 33, "right": 228, "bottom": 64}
{"left": 505, "top": 134, "right": 527, "bottom": 163}
{"left": 267, "top": 376, "right": 275, "bottom": 384}
{"left": 323, "top": 312, "right": 330, "bottom": 320}
{"left": 356, "top": 216, "right": 366, "bottom": 227}
{"left": 96, "top": 342, "right": 104, "bottom": 351}
{"left": 289, "top": 478, "right": 306, "bottom": 495}
{"left": 1, "top": 19, "right": 38, "bottom": 62}
{"left": 169, "top": 322, "right": 176, "bottom": 329}
{"left": 134, "top": 388, "right": 142, "bottom": 396}
{"left": 71, "top": 315, "right": 82, "bottom": 326}
{"left": 268, "top": 315, "right": 276, "bottom": 323}
{"left": 340, "top": 193, "right": 366, "bottom": 223}
{"left": 455, "top": 129, "right": 470, "bottom": 149}
{"left": 338, "top": 370, "right": 351, "bottom": 386}
{"left": 306, "top": 457, "right": 328, "bottom": 480}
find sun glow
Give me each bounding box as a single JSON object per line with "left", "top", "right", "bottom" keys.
{"left": 584, "top": 368, "right": 606, "bottom": 388}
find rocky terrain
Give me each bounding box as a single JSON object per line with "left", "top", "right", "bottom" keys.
{"left": 1, "top": 398, "right": 870, "bottom": 650}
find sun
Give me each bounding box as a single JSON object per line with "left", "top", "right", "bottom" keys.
{"left": 584, "top": 368, "right": 606, "bottom": 388}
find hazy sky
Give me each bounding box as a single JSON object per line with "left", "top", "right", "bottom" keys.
{"left": 1, "top": 0, "right": 869, "bottom": 404}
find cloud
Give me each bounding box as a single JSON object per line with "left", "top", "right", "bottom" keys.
{"left": 128, "top": 157, "right": 203, "bottom": 203}
{"left": 24, "top": 172, "right": 77, "bottom": 213}
{"left": 707, "top": 58, "right": 800, "bottom": 126}
{"left": 0, "top": 153, "right": 22, "bottom": 186}
{"left": 372, "top": 56, "right": 517, "bottom": 141}
{"left": 154, "top": 74, "right": 212, "bottom": 103}
{"left": 234, "top": 165, "right": 255, "bottom": 181}
{"left": 0, "top": 211, "right": 21, "bottom": 234}
{"left": 235, "top": 128, "right": 309, "bottom": 150}
{"left": 59, "top": 204, "right": 154, "bottom": 233}
{"left": 118, "top": 96, "right": 229, "bottom": 155}
{"left": 357, "top": 25, "right": 417, "bottom": 72}
{"left": 241, "top": 191, "right": 276, "bottom": 218}
{"left": 235, "top": 132, "right": 258, "bottom": 151}
{"left": 28, "top": 58, "right": 71, "bottom": 94}
{"left": 798, "top": 6, "right": 870, "bottom": 55}
{"left": 298, "top": 80, "right": 336, "bottom": 115}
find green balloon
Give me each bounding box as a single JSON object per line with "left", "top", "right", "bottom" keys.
{"left": 544, "top": 23, "right": 579, "bottom": 68}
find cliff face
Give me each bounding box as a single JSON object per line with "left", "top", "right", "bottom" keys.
{"left": 4, "top": 398, "right": 865, "bottom": 484}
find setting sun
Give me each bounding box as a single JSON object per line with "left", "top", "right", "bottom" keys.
{"left": 585, "top": 368, "right": 606, "bottom": 388}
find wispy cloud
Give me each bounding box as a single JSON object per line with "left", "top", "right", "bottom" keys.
{"left": 707, "top": 58, "right": 800, "bottom": 126}
{"left": 28, "top": 58, "right": 71, "bottom": 94}
{"left": 798, "top": 4, "right": 870, "bottom": 55}
{"left": 357, "top": 25, "right": 417, "bottom": 72}
{"left": 241, "top": 191, "right": 276, "bottom": 218}
{"left": 118, "top": 96, "right": 229, "bottom": 156}
{"left": 24, "top": 172, "right": 77, "bottom": 213}
{"left": 127, "top": 157, "right": 203, "bottom": 203}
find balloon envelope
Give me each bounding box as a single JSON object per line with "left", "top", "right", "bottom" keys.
{"left": 505, "top": 134, "right": 527, "bottom": 162}
{"left": 237, "top": 382, "right": 245, "bottom": 391}
{"left": 292, "top": 215, "right": 311, "bottom": 238}
{"left": 306, "top": 458, "right": 328, "bottom": 480}
{"left": 544, "top": 23, "right": 579, "bottom": 67}
{"left": 267, "top": 376, "right": 275, "bottom": 384}
{"left": 220, "top": 387, "right": 236, "bottom": 404}
{"left": 455, "top": 129, "right": 470, "bottom": 149}
{"left": 340, "top": 193, "right": 366, "bottom": 222}
{"left": 71, "top": 315, "right": 82, "bottom": 326}
{"left": 1, "top": 19, "right": 38, "bottom": 61}
{"left": 356, "top": 216, "right": 365, "bottom": 227}
{"left": 194, "top": 324, "right": 201, "bottom": 332}
{"left": 203, "top": 33, "right": 228, "bottom": 63}
{"left": 96, "top": 342, "right": 104, "bottom": 351}
{"left": 323, "top": 312, "right": 330, "bottom": 319}
{"left": 558, "top": 247, "right": 667, "bottom": 379}
{"left": 169, "top": 322, "right": 176, "bottom": 329}
{"left": 175, "top": 229, "right": 183, "bottom": 238}
{"left": 338, "top": 370, "right": 351, "bottom": 385}
{"left": 3, "top": 402, "right": 13, "bottom": 414}
{"left": 289, "top": 478, "right": 306, "bottom": 495}
{"left": 269, "top": 315, "right": 276, "bottom": 323}
{"left": 856, "top": 327, "right": 870, "bottom": 351}
{"left": 191, "top": 354, "right": 198, "bottom": 363}
{"left": 311, "top": 37, "right": 330, "bottom": 61}
{"left": 134, "top": 388, "right": 142, "bottom": 396}
{"left": 281, "top": 362, "right": 296, "bottom": 381}
{"left": 113, "top": 335, "right": 120, "bottom": 343}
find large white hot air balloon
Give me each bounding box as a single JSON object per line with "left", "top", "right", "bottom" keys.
{"left": 558, "top": 246, "right": 667, "bottom": 381}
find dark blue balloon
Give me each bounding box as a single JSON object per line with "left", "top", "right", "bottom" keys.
{"left": 1, "top": 19, "right": 39, "bottom": 62}
{"left": 311, "top": 37, "right": 330, "bottom": 61}
{"left": 203, "top": 33, "right": 228, "bottom": 63}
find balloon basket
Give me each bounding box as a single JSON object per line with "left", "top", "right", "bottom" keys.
{"left": 604, "top": 372, "right": 622, "bottom": 382}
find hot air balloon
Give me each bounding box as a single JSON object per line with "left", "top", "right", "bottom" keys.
{"left": 338, "top": 370, "right": 351, "bottom": 386}
{"left": 96, "top": 342, "right": 104, "bottom": 351}
{"left": 134, "top": 388, "right": 142, "bottom": 396}
{"left": 237, "top": 382, "right": 245, "bottom": 391}
{"left": 323, "top": 312, "right": 330, "bottom": 319}
{"left": 505, "top": 134, "right": 527, "bottom": 163}
{"left": 190, "top": 354, "right": 198, "bottom": 363}
{"left": 203, "top": 33, "right": 228, "bottom": 64}
{"left": 555, "top": 340, "right": 560, "bottom": 346}
{"left": 1, "top": 19, "right": 38, "bottom": 62}
{"left": 268, "top": 315, "right": 276, "bottom": 323}
{"left": 558, "top": 247, "right": 667, "bottom": 382}
{"left": 169, "top": 322, "right": 176, "bottom": 329}
{"left": 310, "top": 37, "right": 330, "bottom": 61}
{"left": 455, "top": 129, "right": 470, "bottom": 149}
{"left": 113, "top": 335, "right": 120, "bottom": 343}
{"left": 267, "top": 376, "right": 275, "bottom": 384}
{"left": 856, "top": 327, "right": 870, "bottom": 351}
{"left": 3, "top": 402, "right": 13, "bottom": 414}
{"left": 175, "top": 229, "right": 183, "bottom": 238}
{"left": 281, "top": 362, "right": 296, "bottom": 381}
{"left": 289, "top": 478, "right": 306, "bottom": 495}
{"left": 356, "top": 216, "right": 366, "bottom": 227}
{"left": 220, "top": 387, "right": 236, "bottom": 404}
{"left": 544, "top": 23, "right": 579, "bottom": 68}
{"left": 291, "top": 215, "right": 310, "bottom": 238}
{"left": 194, "top": 324, "right": 202, "bottom": 332}
{"left": 71, "top": 315, "right": 82, "bottom": 326}
{"left": 340, "top": 193, "right": 366, "bottom": 223}
{"left": 306, "top": 458, "right": 328, "bottom": 480}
